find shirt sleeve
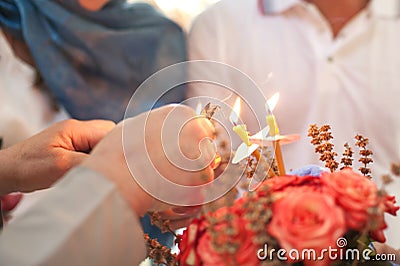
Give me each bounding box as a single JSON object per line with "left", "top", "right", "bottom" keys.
{"left": 0, "top": 167, "right": 147, "bottom": 266}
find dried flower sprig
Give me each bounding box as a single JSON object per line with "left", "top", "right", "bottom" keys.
{"left": 390, "top": 163, "right": 400, "bottom": 177}
{"left": 201, "top": 103, "right": 220, "bottom": 120}
{"left": 378, "top": 162, "right": 400, "bottom": 187}
{"left": 207, "top": 212, "right": 241, "bottom": 256}
{"left": 144, "top": 212, "right": 182, "bottom": 265}
{"left": 148, "top": 211, "right": 179, "bottom": 238}
{"left": 242, "top": 189, "right": 281, "bottom": 266}
{"left": 340, "top": 142, "right": 354, "bottom": 169}
{"left": 307, "top": 124, "right": 338, "bottom": 172}
{"left": 355, "top": 134, "right": 373, "bottom": 178}
{"left": 144, "top": 234, "right": 177, "bottom": 266}
{"left": 381, "top": 174, "right": 394, "bottom": 186}
{"left": 243, "top": 191, "right": 274, "bottom": 244}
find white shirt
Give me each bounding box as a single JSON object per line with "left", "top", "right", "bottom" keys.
{"left": 188, "top": 0, "right": 400, "bottom": 246}
{"left": 0, "top": 30, "right": 69, "bottom": 149}
{"left": 0, "top": 167, "right": 146, "bottom": 265}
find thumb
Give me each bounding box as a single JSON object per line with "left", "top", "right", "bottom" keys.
{"left": 70, "top": 120, "right": 116, "bottom": 152}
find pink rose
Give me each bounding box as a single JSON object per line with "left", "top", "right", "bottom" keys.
{"left": 178, "top": 206, "right": 259, "bottom": 266}
{"left": 259, "top": 175, "right": 326, "bottom": 200}
{"left": 197, "top": 207, "right": 259, "bottom": 266}
{"left": 381, "top": 195, "right": 399, "bottom": 216}
{"left": 369, "top": 194, "right": 399, "bottom": 242}
{"left": 177, "top": 219, "right": 206, "bottom": 266}
{"left": 321, "top": 168, "right": 379, "bottom": 230}
{"left": 267, "top": 190, "right": 346, "bottom": 266}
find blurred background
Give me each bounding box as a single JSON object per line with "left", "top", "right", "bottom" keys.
{"left": 129, "top": 0, "right": 220, "bottom": 30}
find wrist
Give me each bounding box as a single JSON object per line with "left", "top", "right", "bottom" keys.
{"left": 81, "top": 158, "right": 153, "bottom": 217}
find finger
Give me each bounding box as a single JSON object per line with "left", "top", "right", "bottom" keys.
{"left": 159, "top": 206, "right": 202, "bottom": 219}
{"left": 69, "top": 120, "right": 116, "bottom": 152}
{"left": 179, "top": 117, "right": 216, "bottom": 160}
{"left": 63, "top": 151, "right": 89, "bottom": 170}
{"left": 168, "top": 217, "right": 194, "bottom": 231}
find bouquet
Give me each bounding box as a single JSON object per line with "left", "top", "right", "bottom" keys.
{"left": 145, "top": 124, "right": 399, "bottom": 266}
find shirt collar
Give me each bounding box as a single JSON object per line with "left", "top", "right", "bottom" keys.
{"left": 259, "top": 0, "right": 400, "bottom": 18}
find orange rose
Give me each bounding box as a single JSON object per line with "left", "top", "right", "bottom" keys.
{"left": 197, "top": 207, "right": 259, "bottom": 266}
{"left": 381, "top": 195, "right": 399, "bottom": 216}
{"left": 178, "top": 206, "right": 259, "bottom": 266}
{"left": 267, "top": 190, "right": 346, "bottom": 266}
{"left": 177, "top": 219, "right": 207, "bottom": 266}
{"left": 321, "top": 168, "right": 379, "bottom": 230}
{"left": 369, "top": 194, "right": 399, "bottom": 242}
{"left": 259, "top": 175, "right": 329, "bottom": 202}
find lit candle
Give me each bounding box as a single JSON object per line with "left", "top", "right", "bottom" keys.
{"left": 230, "top": 97, "right": 276, "bottom": 187}
{"left": 230, "top": 97, "right": 251, "bottom": 146}
{"left": 266, "top": 93, "right": 286, "bottom": 175}
{"left": 230, "top": 97, "right": 261, "bottom": 163}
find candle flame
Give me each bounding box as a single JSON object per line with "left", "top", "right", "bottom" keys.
{"left": 229, "top": 97, "right": 241, "bottom": 124}
{"left": 196, "top": 102, "right": 202, "bottom": 115}
{"left": 266, "top": 92, "right": 280, "bottom": 112}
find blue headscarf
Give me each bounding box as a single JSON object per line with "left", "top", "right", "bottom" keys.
{"left": 0, "top": 0, "right": 187, "bottom": 121}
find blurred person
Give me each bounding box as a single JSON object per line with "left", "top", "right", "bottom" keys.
{"left": 0, "top": 0, "right": 186, "bottom": 122}
{"left": 1, "top": 0, "right": 187, "bottom": 249}
{"left": 0, "top": 104, "right": 215, "bottom": 265}
{"left": 0, "top": 30, "right": 66, "bottom": 149}
{"left": 0, "top": 119, "right": 115, "bottom": 227}
{"left": 187, "top": 0, "right": 400, "bottom": 247}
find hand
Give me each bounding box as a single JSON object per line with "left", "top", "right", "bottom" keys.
{"left": 82, "top": 105, "right": 216, "bottom": 222}
{"left": 0, "top": 119, "right": 115, "bottom": 195}
{"left": 373, "top": 242, "right": 400, "bottom": 264}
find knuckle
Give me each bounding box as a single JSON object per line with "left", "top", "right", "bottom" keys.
{"left": 59, "top": 119, "right": 80, "bottom": 129}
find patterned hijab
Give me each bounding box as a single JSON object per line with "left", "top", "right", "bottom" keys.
{"left": 0, "top": 0, "right": 186, "bottom": 121}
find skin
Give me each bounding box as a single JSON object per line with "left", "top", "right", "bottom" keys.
{"left": 1, "top": 105, "right": 215, "bottom": 229}
{"left": 0, "top": 119, "right": 115, "bottom": 195}
{"left": 2, "top": 0, "right": 214, "bottom": 228}
{"left": 82, "top": 105, "right": 216, "bottom": 228}
{"left": 373, "top": 242, "right": 400, "bottom": 264}
{"left": 305, "top": 0, "right": 370, "bottom": 37}
{"left": 78, "top": 0, "right": 110, "bottom": 11}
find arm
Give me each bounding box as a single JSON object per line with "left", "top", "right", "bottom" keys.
{"left": 0, "top": 167, "right": 146, "bottom": 266}
{"left": 0, "top": 105, "right": 215, "bottom": 264}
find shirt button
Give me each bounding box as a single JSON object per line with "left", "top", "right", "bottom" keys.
{"left": 327, "top": 56, "right": 334, "bottom": 63}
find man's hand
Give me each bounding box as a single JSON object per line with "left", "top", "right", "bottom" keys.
{"left": 0, "top": 119, "right": 115, "bottom": 195}
{"left": 82, "top": 105, "right": 216, "bottom": 223}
